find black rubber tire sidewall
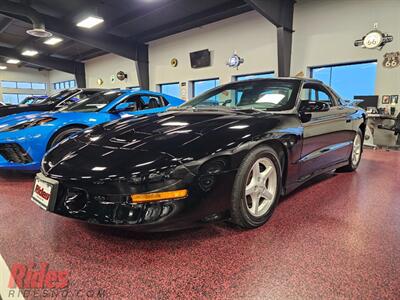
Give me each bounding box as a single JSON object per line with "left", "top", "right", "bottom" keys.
{"left": 230, "top": 146, "right": 282, "bottom": 229}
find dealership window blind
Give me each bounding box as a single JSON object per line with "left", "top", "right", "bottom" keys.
{"left": 235, "top": 72, "right": 275, "bottom": 81}
{"left": 311, "top": 61, "right": 377, "bottom": 100}
{"left": 193, "top": 78, "right": 220, "bottom": 98}
{"left": 160, "top": 83, "right": 180, "bottom": 98}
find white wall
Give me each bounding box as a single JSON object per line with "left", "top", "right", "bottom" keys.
{"left": 148, "top": 11, "right": 277, "bottom": 100}
{"left": 84, "top": 53, "right": 139, "bottom": 89}
{"left": 48, "top": 70, "right": 75, "bottom": 94}
{"left": 292, "top": 0, "right": 400, "bottom": 105}
{"left": 0, "top": 66, "right": 49, "bottom": 103}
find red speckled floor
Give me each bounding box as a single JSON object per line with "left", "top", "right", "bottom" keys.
{"left": 0, "top": 149, "right": 400, "bottom": 299}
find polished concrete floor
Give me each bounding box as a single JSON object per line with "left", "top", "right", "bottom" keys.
{"left": 0, "top": 149, "right": 399, "bottom": 299}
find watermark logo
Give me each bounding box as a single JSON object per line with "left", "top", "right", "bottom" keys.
{"left": 7, "top": 262, "right": 107, "bottom": 298}
{"left": 8, "top": 262, "right": 69, "bottom": 289}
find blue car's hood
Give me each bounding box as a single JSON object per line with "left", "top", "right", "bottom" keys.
{"left": 0, "top": 111, "right": 104, "bottom": 130}
{"left": 0, "top": 111, "right": 54, "bottom": 128}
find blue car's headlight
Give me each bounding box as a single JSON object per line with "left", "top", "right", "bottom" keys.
{"left": 0, "top": 117, "right": 56, "bottom": 132}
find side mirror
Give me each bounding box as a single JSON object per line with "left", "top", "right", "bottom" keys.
{"left": 113, "top": 102, "right": 136, "bottom": 113}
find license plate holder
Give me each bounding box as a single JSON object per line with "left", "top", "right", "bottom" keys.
{"left": 31, "top": 173, "right": 59, "bottom": 211}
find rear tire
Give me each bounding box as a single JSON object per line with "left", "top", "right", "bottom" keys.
{"left": 337, "top": 129, "right": 363, "bottom": 172}
{"left": 48, "top": 127, "right": 84, "bottom": 149}
{"left": 230, "top": 146, "right": 282, "bottom": 229}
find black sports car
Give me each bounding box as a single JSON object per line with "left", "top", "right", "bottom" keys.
{"left": 32, "top": 78, "right": 366, "bottom": 231}
{"left": 0, "top": 88, "right": 105, "bottom": 117}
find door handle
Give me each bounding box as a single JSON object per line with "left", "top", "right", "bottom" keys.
{"left": 346, "top": 119, "right": 351, "bottom": 123}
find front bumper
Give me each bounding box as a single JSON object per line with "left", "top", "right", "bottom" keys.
{"left": 0, "top": 131, "right": 47, "bottom": 171}
{"left": 41, "top": 171, "right": 236, "bottom": 231}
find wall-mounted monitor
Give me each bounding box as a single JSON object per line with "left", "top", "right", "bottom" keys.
{"left": 190, "top": 49, "right": 211, "bottom": 69}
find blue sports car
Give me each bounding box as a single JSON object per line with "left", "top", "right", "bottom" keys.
{"left": 0, "top": 89, "right": 184, "bottom": 171}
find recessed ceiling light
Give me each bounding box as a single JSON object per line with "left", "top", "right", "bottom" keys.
{"left": 0, "top": 66, "right": 7, "bottom": 70}
{"left": 76, "top": 16, "right": 104, "bottom": 29}
{"left": 44, "top": 37, "right": 63, "bottom": 45}
{"left": 22, "top": 50, "right": 38, "bottom": 56}
{"left": 6, "top": 59, "right": 20, "bottom": 64}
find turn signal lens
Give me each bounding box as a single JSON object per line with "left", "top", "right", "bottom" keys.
{"left": 131, "top": 189, "right": 188, "bottom": 203}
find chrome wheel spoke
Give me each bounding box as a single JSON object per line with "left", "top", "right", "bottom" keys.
{"left": 352, "top": 134, "right": 362, "bottom": 165}
{"left": 260, "top": 189, "right": 273, "bottom": 201}
{"left": 244, "top": 157, "right": 278, "bottom": 218}
{"left": 245, "top": 181, "right": 257, "bottom": 198}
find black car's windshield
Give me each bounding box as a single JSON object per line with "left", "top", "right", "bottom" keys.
{"left": 63, "top": 90, "right": 123, "bottom": 112}
{"left": 182, "top": 79, "right": 301, "bottom": 111}
{"left": 41, "top": 90, "right": 77, "bottom": 104}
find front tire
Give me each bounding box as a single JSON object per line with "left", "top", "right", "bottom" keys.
{"left": 337, "top": 129, "right": 363, "bottom": 172}
{"left": 230, "top": 146, "right": 282, "bottom": 229}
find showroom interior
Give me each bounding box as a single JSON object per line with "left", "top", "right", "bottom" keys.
{"left": 0, "top": 0, "right": 399, "bottom": 299}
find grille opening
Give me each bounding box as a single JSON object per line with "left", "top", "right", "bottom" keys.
{"left": 0, "top": 144, "right": 33, "bottom": 164}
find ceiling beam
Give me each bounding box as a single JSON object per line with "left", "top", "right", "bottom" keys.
{"left": 244, "top": 0, "right": 294, "bottom": 31}
{"left": 108, "top": 0, "right": 179, "bottom": 30}
{"left": 244, "top": 0, "right": 295, "bottom": 77}
{"left": 0, "top": 1, "right": 144, "bottom": 61}
{"left": 135, "top": 0, "right": 253, "bottom": 42}
{"left": 72, "top": 48, "right": 107, "bottom": 61}
{"left": 0, "top": 45, "right": 84, "bottom": 74}
{"left": 0, "top": 15, "right": 11, "bottom": 33}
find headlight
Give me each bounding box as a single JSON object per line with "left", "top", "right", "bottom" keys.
{"left": 0, "top": 117, "right": 55, "bottom": 132}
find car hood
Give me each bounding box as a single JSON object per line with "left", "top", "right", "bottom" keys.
{"left": 43, "top": 109, "right": 286, "bottom": 180}
{"left": 0, "top": 111, "right": 55, "bottom": 128}
{"left": 0, "top": 103, "right": 52, "bottom": 117}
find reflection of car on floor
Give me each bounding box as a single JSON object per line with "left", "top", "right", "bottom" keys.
{"left": 33, "top": 78, "right": 366, "bottom": 231}
{"left": 0, "top": 88, "right": 104, "bottom": 117}
{"left": 0, "top": 90, "right": 184, "bottom": 171}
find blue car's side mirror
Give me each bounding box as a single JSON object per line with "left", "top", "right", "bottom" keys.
{"left": 113, "top": 102, "right": 136, "bottom": 113}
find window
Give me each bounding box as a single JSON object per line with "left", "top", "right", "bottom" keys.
{"left": 193, "top": 79, "right": 220, "bottom": 98}
{"left": 53, "top": 80, "right": 77, "bottom": 90}
{"left": 235, "top": 72, "right": 274, "bottom": 81}
{"left": 1, "top": 81, "right": 47, "bottom": 90}
{"left": 67, "top": 91, "right": 123, "bottom": 112}
{"left": 300, "top": 84, "right": 335, "bottom": 107}
{"left": 18, "top": 94, "right": 33, "bottom": 102}
{"left": 31, "top": 83, "right": 46, "bottom": 90}
{"left": 2, "top": 93, "right": 37, "bottom": 104}
{"left": 184, "top": 80, "right": 300, "bottom": 111}
{"left": 311, "top": 61, "right": 377, "bottom": 100}
{"left": 2, "top": 93, "right": 18, "bottom": 104}
{"left": 2, "top": 81, "right": 17, "bottom": 89}
{"left": 17, "top": 82, "right": 32, "bottom": 89}
{"left": 159, "top": 83, "right": 180, "bottom": 98}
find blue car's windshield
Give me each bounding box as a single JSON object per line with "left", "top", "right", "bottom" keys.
{"left": 182, "top": 79, "right": 301, "bottom": 111}
{"left": 63, "top": 91, "right": 123, "bottom": 112}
